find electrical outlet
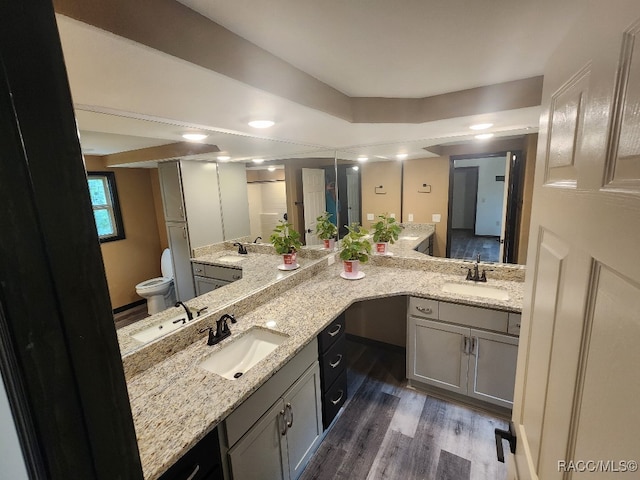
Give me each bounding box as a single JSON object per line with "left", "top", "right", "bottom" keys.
{"left": 327, "top": 254, "right": 335, "bottom": 266}
{"left": 432, "top": 214, "right": 441, "bottom": 223}
{"left": 367, "top": 213, "right": 374, "bottom": 221}
{"left": 390, "top": 213, "right": 395, "bottom": 218}
{"left": 408, "top": 213, "right": 414, "bottom": 222}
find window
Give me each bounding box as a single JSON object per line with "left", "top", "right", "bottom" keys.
{"left": 87, "top": 172, "right": 125, "bottom": 242}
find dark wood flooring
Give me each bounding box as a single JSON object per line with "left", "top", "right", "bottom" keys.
{"left": 300, "top": 340, "right": 508, "bottom": 480}
{"left": 449, "top": 229, "right": 500, "bottom": 263}
{"left": 114, "top": 303, "right": 148, "bottom": 329}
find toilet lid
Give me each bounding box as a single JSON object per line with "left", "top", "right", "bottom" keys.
{"left": 161, "top": 248, "right": 173, "bottom": 278}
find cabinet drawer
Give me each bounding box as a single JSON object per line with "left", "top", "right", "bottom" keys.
{"left": 322, "top": 370, "right": 347, "bottom": 429}
{"left": 439, "top": 302, "right": 508, "bottom": 333}
{"left": 508, "top": 313, "right": 521, "bottom": 336}
{"left": 408, "top": 297, "right": 439, "bottom": 319}
{"left": 318, "top": 313, "right": 345, "bottom": 353}
{"left": 159, "top": 427, "right": 222, "bottom": 480}
{"left": 192, "top": 262, "right": 242, "bottom": 282}
{"left": 320, "top": 334, "right": 347, "bottom": 389}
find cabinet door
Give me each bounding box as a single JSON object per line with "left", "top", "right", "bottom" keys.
{"left": 283, "top": 363, "right": 323, "bottom": 480}
{"left": 467, "top": 329, "right": 518, "bottom": 408}
{"left": 167, "top": 222, "right": 195, "bottom": 301}
{"left": 194, "top": 276, "right": 228, "bottom": 296}
{"left": 228, "top": 399, "right": 288, "bottom": 480}
{"left": 158, "top": 161, "right": 185, "bottom": 222}
{"left": 408, "top": 317, "right": 468, "bottom": 394}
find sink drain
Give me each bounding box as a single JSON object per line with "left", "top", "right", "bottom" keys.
{"left": 233, "top": 372, "right": 243, "bottom": 379}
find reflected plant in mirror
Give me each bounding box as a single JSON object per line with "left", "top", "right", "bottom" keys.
{"left": 270, "top": 220, "right": 302, "bottom": 270}
{"left": 315, "top": 211, "right": 338, "bottom": 250}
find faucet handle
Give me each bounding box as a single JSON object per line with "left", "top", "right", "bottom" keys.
{"left": 199, "top": 326, "right": 216, "bottom": 346}
{"left": 196, "top": 306, "right": 208, "bottom": 317}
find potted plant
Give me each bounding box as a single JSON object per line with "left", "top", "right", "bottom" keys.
{"left": 338, "top": 223, "right": 371, "bottom": 279}
{"left": 270, "top": 220, "right": 302, "bottom": 270}
{"left": 371, "top": 213, "right": 402, "bottom": 255}
{"left": 315, "top": 211, "right": 338, "bottom": 250}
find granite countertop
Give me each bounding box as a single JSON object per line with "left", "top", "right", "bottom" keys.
{"left": 128, "top": 258, "right": 524, "bottom": 479}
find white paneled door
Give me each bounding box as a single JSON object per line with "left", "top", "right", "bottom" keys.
{"left": 302, "top": 168, "right": 326, "bottom": 246}
{"left": 510, "top": 3, "right": 640, "bottom": 479}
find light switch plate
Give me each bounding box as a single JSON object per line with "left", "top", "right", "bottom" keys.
{"left": 432, "top": 214, "right": 441, "bottom": 222}
{"left": 390, "top": 213, "right": 395, "bottom": 218}
{"left": 408, "top": 213, "right": 414, "bottom": 222}
{"left": 367, "top": 213, "right": 374, "bottom": 221}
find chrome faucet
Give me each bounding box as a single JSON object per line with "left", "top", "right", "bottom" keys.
{"left": 174, "top": 301, "right": 193, "bottom": 321}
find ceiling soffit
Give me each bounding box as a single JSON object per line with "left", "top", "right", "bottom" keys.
{"left": 54, "top": 0, "right": 542, "bottom": 124}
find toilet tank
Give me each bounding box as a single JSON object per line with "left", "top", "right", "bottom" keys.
{"left": 161, "top": 248, "right": 173, "bottom": 278}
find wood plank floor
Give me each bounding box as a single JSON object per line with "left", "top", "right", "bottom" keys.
{"left": 449, "top": 229, "right": 500, "bottom": 263}
{"left": 300, "top": 340, "right": 508, "bottom": 480}
{"left": 114, "top": 303, "right": 148, "bottom": 329}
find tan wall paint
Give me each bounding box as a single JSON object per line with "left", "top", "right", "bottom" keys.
{"left": 402, "top": 157, "right": 450, "bottom": 257}
{"left": 517, "top": 134, "right": 537, "bottom": 264}
{"left": 360, "top": 161, "right": 402, "bottom": 230}
{"left": 150, "top": 168, "right": 168, "bottom": 251}
{"left": 85, "top": 156, "right": 162, "bottom": 309}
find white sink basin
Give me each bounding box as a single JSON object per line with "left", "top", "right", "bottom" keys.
{"left": 217, "top": 255, "right": 245, "bottom": 263}
{"left": 442, "top": 282, "right": 510, "bottom": 301}
{"left": 200, "top": 328, "right": 289, "bottom": 380}
{"left": 131, "top": 313, "right": 189, "bottom": 343}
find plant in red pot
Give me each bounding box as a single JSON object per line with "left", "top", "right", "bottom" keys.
{"left": 372, "top": 213, "right": 402, "bottom": 255}
{"left": 338, "top": 223, "right": 371, "bottom": 279}
{"left": 315, "top": 211, "right": 338, "bottom": 250}
{"left": 270, "top": 220, "right": 302, "bottom": 270}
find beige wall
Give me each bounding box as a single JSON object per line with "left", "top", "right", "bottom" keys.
{"left": 360, "top": 161, "right": 402, "bottom": 230}
{"left": 402, "top": 157, "right": 450, "bottom": 257}
{"left": 516, "top": 134, "right": 538, "bottom": 264}
{"left": 150, "top": 168, "right": 169, "bottom": 251}
{"left": 85, "top": 156, "right": 162, "bottom": 309}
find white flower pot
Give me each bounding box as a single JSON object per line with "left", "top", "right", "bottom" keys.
{"left": 343, "top": 259, "right": 360, "bottom": 278}
{"left": 323, "top": 238, "right": 336, "bottom": 250}
{"left": 282, "top": 252, "right": 297, "bottom": 270}
{"left": 375, "top": 242, "right": 389, "bottom": 255}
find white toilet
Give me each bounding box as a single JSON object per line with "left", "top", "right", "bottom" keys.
{"left": 135, "top": 248, "right": 176, "bottom": 316}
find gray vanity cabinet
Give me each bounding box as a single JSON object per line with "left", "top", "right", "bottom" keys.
{"left": 407, "top": 297, "right": 519, "bottom": 409}
{"left": 192, "top": 263, "right": 242, "bottom": 296}
{"left": 224, "top": 340, "right": 322, "bottom": 480}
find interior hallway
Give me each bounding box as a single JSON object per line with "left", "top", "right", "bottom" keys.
{"left": 449, "top": 229, "right": 500, "bottom": 263}
{"left": 300, "top": 340, "right": 508, "bottom": 480}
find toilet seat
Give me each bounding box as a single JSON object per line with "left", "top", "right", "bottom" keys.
{"left": 136, "top": 276, "right": 172, "bottom": 293}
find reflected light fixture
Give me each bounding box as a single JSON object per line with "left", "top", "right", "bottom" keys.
{"left": 182, "top": 133, "right": 208, "bottom": 141}
{"left": 217, "top": 155, "right": 231, "bottom": 161}
{"left": 470, "top": 123, "right": 493, "bottom": 130}
{"left": 357, "top": 156, "right": 368, "bottom": 162}
{"left": 268, "top": 166, "right": 276, "bottom": 172}
{"left": 248, "top": 120, "right": 275, "bottom": 129}
{"left": 475, "top": 133, "right": 495, "bottom": 140}
{"left": 396, "top": 153, "right": 408, "bottom": 160}
{"left": 252, "top": 158, "right": 265, "bottom": 164}
{"left": 352, "top": 166, "right": 359, "bottom": 171}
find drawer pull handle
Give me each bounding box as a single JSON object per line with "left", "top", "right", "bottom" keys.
{"left": 186, "top": 464, "right": 200, "bottom": 480}
{"left": 328, "top": 324, "right": 342, "bottom": 337}
{"left": 463, "top": 336, "right": 470, "bottom": 355}
{"left": 416, "top": 306, "right": 432, "bottom": 315}
{"left": 232, "top": 274, "right": 241, "bottom": 280}
{"left": 495, "top": 422, "right": 517, "bottom": 463}
{"left": 195, "top": 268, "right": 203, "bottom": 273}
{"left": 285, "top": 403, "right": 294, "bottom": 428}
{"left": 515, "top": 323, "right": 521, "bottom": 328}
{"left": 279, "top": 409, "right": 287, "bottom": 436}
{"left": 330, "top": 354, "right": 343, "bottom": 368}
{"left": 331, "top": 390, "right": 344, "bottom": 405}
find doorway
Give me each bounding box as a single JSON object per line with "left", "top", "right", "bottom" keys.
{"left": 447, "top": 152, "right": 522, "bottom": 263}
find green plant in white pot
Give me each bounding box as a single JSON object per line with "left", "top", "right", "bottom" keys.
{"left": 338, "top": 223, "right": 371, "bottom": 279}
{"left": 270, "top": 220, "right": 302, "bottom": 270}
{"left": 315, "top": 211, "right": 338, "bottom": 250}
{"left": 371, "top": 213, "right": 402, "bottom": 255}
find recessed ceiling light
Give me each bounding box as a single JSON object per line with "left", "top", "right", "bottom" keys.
{"left": 357, "top": 156, "right": 368, "bottom": 162}
{"left": 248, "top": 120, "right": 275, "bottom": 129}
{"left": 217, "top": 155, "right": 231, "bottom": 161}
{"left": 268, "top": 166, "right": 276, "bottom": 172}
{"left": 182, "top": 133, "right": 208, "bottom": 141}
{"left": 252, "top": 158, "right": 265, "bottom": 164}
{"left": 396, "top": 153, "right": 408, "bottom": 160}
{"left": 475, "top": 133, "right": 495, "bottom": 140}
{"left": 470, "top": 123, "right": 493, "bottom": 130}
{"left": 352, "top": 166, "right": 359, "bottom": 171}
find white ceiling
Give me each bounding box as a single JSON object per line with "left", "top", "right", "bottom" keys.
{"left": 57, "top": 1, "right": 586, "bottom": 165}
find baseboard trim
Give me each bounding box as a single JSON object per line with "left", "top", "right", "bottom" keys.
{"left": 113, "top": 299, "right": 146, "bottom": 314}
